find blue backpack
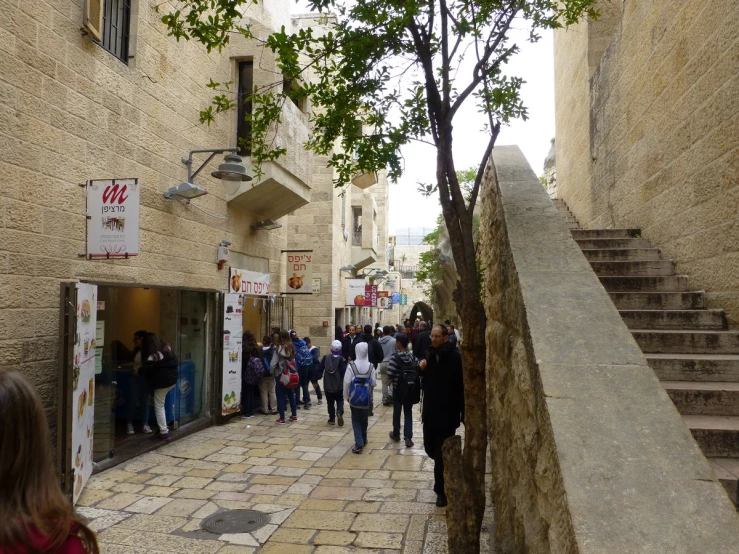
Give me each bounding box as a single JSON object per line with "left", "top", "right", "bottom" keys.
{"left": 296, "top": 343, "right": 313, "bottom": 369}
{"left": 347, "top": 361, "right": 371, "bottom": 409}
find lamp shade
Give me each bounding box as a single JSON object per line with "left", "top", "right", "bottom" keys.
{"left": 211, "top": 153, "right": 252, "bottom": 182}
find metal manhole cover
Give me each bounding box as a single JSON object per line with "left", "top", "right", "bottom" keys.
{"left": 201, "top": 510, "right": 269, "bottom": 534}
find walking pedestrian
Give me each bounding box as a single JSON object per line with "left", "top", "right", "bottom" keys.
{"left": 0, "top": 370, "right": 100, "bottom": 554}
{"left": 240, "top": 331, "right": 263, "bottom": 419}
{"left": 271, "top": 330, "right": 298, "bottom": 424}
{"left": 291, "top": 330, "right": 313, "bottom": 409}
{"left": 387, "top": 333, "right": 420, "bottom": 447}
{"left": 412, "top": 321, "right": 431, "bottom": 359}
{"left": 320, "top": 340, "right": 347, "bottom": 426}
{"left": 304, "top": 337, "right": 323, "bottom": 405}
{"left": 259, "top": 335, "right": 278, "bottom": 415}
{"left": 378, "top": 326, "right": 396, "bottom": 405}
{"left": 344, "top": 342, "right": 376, "bottom": 453}
{"left": 342, "top": 325, "right": 361, "bottom": 361}
{"left": 126, "top": 329, "right": 152, "bottom": 435}
{"left": 358, "top": 324, "right": 383, "bottom": 416}
{"left": 418, "top": 324, "right": 464, "bottom": 507}
{"left": 139, "top": 333, "right": 178, "bottom": 440}
{"left": 446, "top": 323, "right": 458, "bottom": 349}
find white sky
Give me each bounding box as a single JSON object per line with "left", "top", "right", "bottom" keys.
{"left": 389, "top": 29, "right": 556, "bottom": 234}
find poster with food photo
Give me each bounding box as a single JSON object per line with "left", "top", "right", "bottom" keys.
{"left": 284, "top": 251, "right": 313, "bottom": 294}
{"left": 222, "top": 293, "right": 243, "bottom": 415}
{"left": 72, "top": 283, "right": 97, "bottom": 504}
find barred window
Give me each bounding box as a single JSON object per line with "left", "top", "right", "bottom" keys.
{"left": 101, "top": 0, "right": 131, "bottom": 63}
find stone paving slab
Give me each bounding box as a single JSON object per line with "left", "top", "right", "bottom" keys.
{"left": 79, "top": 391, "right": 492, "bottom": 553}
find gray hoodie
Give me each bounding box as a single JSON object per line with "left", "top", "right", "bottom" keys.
{"left": 379, "top": 335, "right": 396, "bottom": 362}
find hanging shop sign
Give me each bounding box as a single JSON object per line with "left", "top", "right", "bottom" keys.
{"left": 229, "top": 267, "right": 270, "bottom": 296}
{"left": 364, "top": 285, "right": 378, "bottom": 307}
{"left": 391, "top": 292, "right": 401, "bottom": 304}
{"left": 400, "top": 294, "right": 408, "bottom": 305}
{"left": 346, "top": 279, "right": 367, "bottom": 306}
{"left": 222, "top": 293, "right": 244, "bottom": 416}
{"left": 283, "top": 250, "right": 313, "bottom": 294}
{"left": 72, "top": 283, "right": 98, "bottom": 504}
{"left": 377, "top": 290, "right": 390, "bottom": 309}
{"left": 86, "top": 179, "right": 139, "bottom": 258}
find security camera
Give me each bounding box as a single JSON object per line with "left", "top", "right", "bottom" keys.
{"left": 220, "top": 238, "right": 232, "bottom": 247}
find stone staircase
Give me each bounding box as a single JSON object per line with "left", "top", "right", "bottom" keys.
{"left": 553, "top": 199, "right": 739, "bottom": 508}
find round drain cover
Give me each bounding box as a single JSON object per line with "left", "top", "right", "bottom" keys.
{"left": 201, "top": 509, "right": 269, "bottom": 534}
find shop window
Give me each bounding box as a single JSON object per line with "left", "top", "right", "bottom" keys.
{"left": 237, "top": 61, "right": 254, "bottom": 156}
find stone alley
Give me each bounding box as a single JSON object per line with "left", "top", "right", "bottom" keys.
{"left": 75, "top": 395, "right": 493, "bottom": 553}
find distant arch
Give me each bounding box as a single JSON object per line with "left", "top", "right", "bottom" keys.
{"left": 409, "top": 301, "right": 434, "bottom": 324}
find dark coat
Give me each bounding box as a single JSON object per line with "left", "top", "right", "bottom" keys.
{"left": 140, "top": 353, "right": 179, "bottom": 390}
{"left": 413, "top": 329, "right": 431, "bottom": 359}
{"left": 342, "top": 334, "right": 361, "bottom": 361}
{"left": 358, "top": 333, "right": 384, "bottom": 368}
{"left": 420, "top": 342, "right": 464, "bottom": 431}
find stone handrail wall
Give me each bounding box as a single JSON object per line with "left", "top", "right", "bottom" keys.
{"left": 481, "top": 146, "right": 739, "bottom": 552}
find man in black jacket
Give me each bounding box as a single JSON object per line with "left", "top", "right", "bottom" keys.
{"left": 342, "top": 325, "right": 361, "bottom": 361}
{"left": 419, "top": 324, "right": 464, "bottom": 507}
{"left": 412, "top": 321, "right": 432, "bottom": 360}
{"left": 359, "top": 324, "right": 384, "bottom": 368}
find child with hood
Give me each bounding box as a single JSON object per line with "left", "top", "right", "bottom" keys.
{"left": 343, "top": 342, "right": 376, "bottom": 453}
{"left": 319, "top": 340, "right": 348, "bottom": 426}
{"left": 290, "top": 330, "right": 312, "bottom": 409}
{"left": 271, "top": 330, "right": 298, "bottom": 424}
{"left": 378, "top": 326, "right": 396, "bottom": 406}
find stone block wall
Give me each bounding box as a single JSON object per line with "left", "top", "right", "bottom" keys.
{"left": 554, "top": 0, "right": 739, "bottom": 323}
{"left": 481, "top": 146, "right": 739, "bottom": 552}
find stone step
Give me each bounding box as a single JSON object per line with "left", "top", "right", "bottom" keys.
{"left": 708, "top": 458, "right": 739, "bottom": 508}
{"left": 609, "top": 292, "right": 706, "bottom": 310}
{"left": 590, "top": 260, "right": 675, "bottom": 277}
{"left": 664, "top": 381, "right": 739, "bottom": 416}
{"left": 571, "top": 228, "right": 642, "bottom": 239}
{"left": 684, "top": 415, "right": 739, "bottom": 457}
{"left": 576, "top": 237, "right": 653, "bottom": 249}
{"left": 632, "top": 330, "right": 739, "bottom": 354}
{"left": 565, "top": 222, "right": 581, "bottom": 229}
{"left": 647, "top": 354, "right": 739, "bottom": 382}
{"left": 582, "top": 248, "right": 661, "bottom": 262}
{"left": 619, "top": 309, "right": 728, "bottom": 330}
{"left": 599, "top": 275, "right": 689, "bottom": 292}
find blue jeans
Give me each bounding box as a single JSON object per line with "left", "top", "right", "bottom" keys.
{"left": 275, "top": 377, "right": 297, "bottom": 420}
{"left": 350, "top": 407, "right": 369, "bottom": 448}
{"left": 392, "top": 397, "right": 413, "bottom": 440}
{"left": 326, "top": 390, "right": 344, "bottom": 421}
{"left": 298, "top": 367, "right": 311, "bottom": 405}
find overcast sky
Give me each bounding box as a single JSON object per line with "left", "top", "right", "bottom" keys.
{"left": 389, "top": 29, "right": 556, "bottom": 234}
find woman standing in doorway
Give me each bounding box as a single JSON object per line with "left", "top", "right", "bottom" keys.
{"left": 0, "top": 370, "right": 100, "bottom": 553}
{"left": 139, "top": 333, "right": 178, "bottom": 440}
{"left": 271, "top": 330, "right": 298, "bottom": 424}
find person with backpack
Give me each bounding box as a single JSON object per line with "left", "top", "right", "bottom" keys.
{"left": 304, "top": 337, "right": 323, "bottom": 405}
{"left": 387, "top": 333, "right": 420, "bottom": 447}
{"left": 258, "top": 335, "right": 278, "bottom": 415}
{"left": 290, "top": 330, "right": 313, "bottom": 409}
{"left": 418, "top": 324, "right": 464, "bottom": 507}
{"left": 241, "top": 331, "right": 264, "bottom": 419}
{"left": 378, "top": 326, "right": 396, "bottom": 406}
{"left": 343, "top": 342, "right": 376, "bottom": 453}
{"left": 320, "top": 340, "right": 347, "bottom": 426}
{"left": 271, "top": 330, "right": 299, "bottom": 424}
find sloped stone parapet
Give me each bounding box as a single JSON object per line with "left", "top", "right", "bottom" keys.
{"left": 480, "top": 145, "right": 739, "bottom": 553}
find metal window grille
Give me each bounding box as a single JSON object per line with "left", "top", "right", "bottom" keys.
{"left": 237, "top": 61, "right": 254, "bottom": 156}
{"left": 101, "top": 0, "right": 130, "bottom": 63}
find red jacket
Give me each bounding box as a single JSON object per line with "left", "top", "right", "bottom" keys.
{"left": 2, "top": 525, "right": 86, "bottom": 554}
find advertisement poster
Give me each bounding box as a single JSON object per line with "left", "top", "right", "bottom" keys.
{"left": 86, "top": 179, "right": 139, "bottom": 258}
{"left": 94, "top": 321, "right": 105, "bottom": 375}
{"left": 284, "top": 251, "right": 313, "bottom": 294}
{"left": 400, "top": 294, "right": 408, "bottom": 305}
{"left": 391, "top": 292, "right": 401, "bottom": 304}
{"left": 364, "top": 285, "right": 378, "bottom": 307}
{"left": 377, "top": 291, "right": 390, "bottom": 309}
{"left": 229, "top": 267, "right": 270, "bottom": 296}
{"left": 346, "top": 279, "right": 367, "bottom": 306}
{"left": 222, "top": 293, "right": 243, "bottom": 416}
{"left": 72, "top": 283, "right": 98, "bottom": 504}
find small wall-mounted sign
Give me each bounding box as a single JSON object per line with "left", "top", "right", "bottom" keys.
{"left": 322, "top": 321, "right": 329, "bottom": 327}
{"left": 312, "top": 278, "right": 321, "bottom": 294}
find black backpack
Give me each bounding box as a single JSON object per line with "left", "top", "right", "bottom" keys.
{"left": 393, "top": 352, "right": 421, "bottom": 405}
{"left": 322, "top": 355, "right": 344, "bottom": 393}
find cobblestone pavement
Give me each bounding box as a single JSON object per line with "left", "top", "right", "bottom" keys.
{"left": 77, "top": 391, "right": 493, "bottom": 553}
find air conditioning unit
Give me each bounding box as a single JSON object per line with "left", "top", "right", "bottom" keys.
{"left": 83, "top": 0, "right": 104, "bottom": 41}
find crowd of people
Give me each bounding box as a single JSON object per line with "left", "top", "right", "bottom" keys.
{"left": 0, "top": 319, "right": 463, "bottom": 552}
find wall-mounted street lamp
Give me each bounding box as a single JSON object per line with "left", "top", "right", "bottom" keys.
{"left": 164, "top": 148, "right": 252, "bottom": 200}
{"left": 340, "top": 265, "right": 356, "bottom": 273}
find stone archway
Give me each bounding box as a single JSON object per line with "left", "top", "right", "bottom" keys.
{"left": 409, "top": 301, "right": 434, "bottom": 325}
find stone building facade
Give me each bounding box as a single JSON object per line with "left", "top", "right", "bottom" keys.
{"left": 0, "top": 0, "right": 389, "bottom": 470}
{"left": 553, "top": 0, "right": 739, "bottom": 323}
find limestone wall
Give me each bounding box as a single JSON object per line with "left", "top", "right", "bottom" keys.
{"left": 481, "top": 146, "right": 739, "bottom": 552}
{"left": 554, "top": 1, "right": 739, "bottom": 323}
